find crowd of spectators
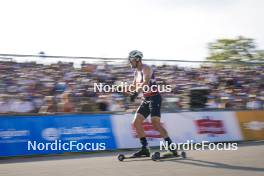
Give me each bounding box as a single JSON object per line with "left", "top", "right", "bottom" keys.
{"left": 0, "top": 60, "right": 263, "bottom": 114}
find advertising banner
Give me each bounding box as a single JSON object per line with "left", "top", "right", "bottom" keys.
{"left": 236, "top": 111, "right": 264, "bottom": 140}
{"left": 111, "top": 114, "right": 163, "bottom": 148}
{"left": 0, "top": 114, "right": 116, "bottom": 157}
{"left": 183, "top": 111, "right": 242, "bottom": 143}
{"left": 112, "top": 112, "right": 243, "bottom": 149}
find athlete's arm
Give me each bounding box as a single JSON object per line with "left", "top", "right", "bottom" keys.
{"left": 136, "top": 66, "right": 152, "bottom": 92}
{"left": 123, "top": 71, "right": 137, "bottom": 93}
{"left": 128, "top": 71, "right": 139, "bottom": 102}
{"left": 142, "top": 66, "right": 152, "bottom": 87}
{"left": 130, "top": 72, "right": 137, "bottom": 92}
{"left": 119, "top": 71, "right": 137, "bottom": 96}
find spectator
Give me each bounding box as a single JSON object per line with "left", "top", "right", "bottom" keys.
{"left": 0, "top": 60, "right": 263, "bottom": 114}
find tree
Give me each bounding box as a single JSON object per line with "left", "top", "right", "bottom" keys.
{"left": 254, "top": 50, "right": 264, "bottom": 62}
{"left": 207, "top": 36, "right": 263, "bottom": 63}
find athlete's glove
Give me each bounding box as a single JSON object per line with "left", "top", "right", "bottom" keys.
{"left": 130, "top": 92, "right": 138, "bottom": 102}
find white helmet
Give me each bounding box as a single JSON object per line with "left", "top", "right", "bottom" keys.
{"left": 128, "top": 50, "right": 143, "bottom": 61}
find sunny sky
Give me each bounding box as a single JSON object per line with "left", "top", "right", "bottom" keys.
{"left": 0, "top": 0, "right": 263, "bottom": 62}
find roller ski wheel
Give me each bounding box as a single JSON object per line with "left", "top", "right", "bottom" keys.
{"left": 151, "top": 152, "right": 160, "bottom": 161}
{"left": 118, "top": 154, "right": 125, "bottom": 161}
{"left": 151, "top": 151, "right": 187, "bottom": 161}
{"left": 181, "top": 151, "right": 187, "bottom": 158}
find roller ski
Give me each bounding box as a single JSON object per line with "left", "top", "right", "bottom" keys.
{"left": 117, "top": 147, "right": 150, "bottom": 161}
{"left": 151, "top": 149, "right": 187, "bottom": 161}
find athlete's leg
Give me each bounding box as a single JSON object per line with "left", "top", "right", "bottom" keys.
{"left": 150, "top": 94, "right": 179, "bottom": 156}
{"left": 132, "top": 113, "right": 148, "bottom": 149}
{"left": 149, "top": 94, "right": 167, "bottom": 138}
{"left": 151, "top": 116, "right": 168, "bottom": 138}
{"left": 151, "top": 117, "right": 173, "bottom": 146}
{"left": 132, "top": 113, "right": 146, "bottom": 138}
{"left": 132, "top": 101, "right": 151, "bottom": 157}
{"left": 151, "top": 117, "right": 178, "bottom": 155}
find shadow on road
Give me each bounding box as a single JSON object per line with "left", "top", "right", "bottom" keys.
{"left": 160, "top": 158, "right": 264, "bottom": 172}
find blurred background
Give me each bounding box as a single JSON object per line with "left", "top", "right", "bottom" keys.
{"left": 0, "top": 36, "right": 263, "bottom": 114}
{"left": 0, "top": 0, "right": 263, "bottom": 114}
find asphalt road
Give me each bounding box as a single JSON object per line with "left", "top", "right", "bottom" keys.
{"left": 1, "top": 142, "right": 264, "bottom": 176}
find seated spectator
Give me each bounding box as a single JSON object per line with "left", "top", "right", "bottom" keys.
{"left": 246, "top": 95, "right": 262, "bottom": 109}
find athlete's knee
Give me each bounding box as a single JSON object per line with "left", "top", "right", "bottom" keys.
{"left": 151, "top": 117, "right": 161, "bottom": 129}
{"left": 133, "top": 113, "right": 145, "bottom": 127}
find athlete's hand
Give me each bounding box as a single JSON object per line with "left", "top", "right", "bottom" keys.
{"left": 130, "top": 92, "right": 138, "bottom": 102}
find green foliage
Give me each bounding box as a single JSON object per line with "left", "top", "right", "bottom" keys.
{"left": 207, "top": 36, "right": 263, "bottom": 63}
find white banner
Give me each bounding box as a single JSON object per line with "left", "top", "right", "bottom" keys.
{"left": 181, "top": 111, "right": 243, "bottom": 143}
{"left": 111, "top": 112, "right": 243, "bottom": 149}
